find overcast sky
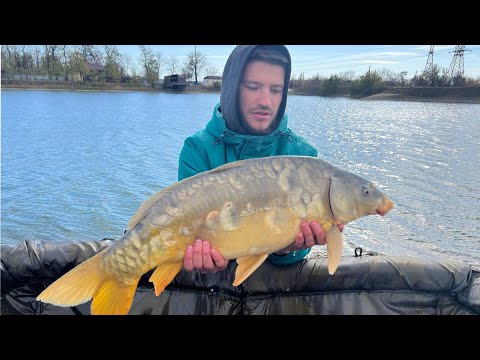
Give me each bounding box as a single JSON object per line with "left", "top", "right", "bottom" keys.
{"left": 117, "top": 45, "right": 480, "bottom": 79}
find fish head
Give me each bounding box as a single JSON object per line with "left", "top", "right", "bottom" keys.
{"left": 329, "top": 173, "right": 394, "bottom": 224}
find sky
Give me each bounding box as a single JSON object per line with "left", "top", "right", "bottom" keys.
{"left": 117, "top": 45, "right": 480, "bottom": 80}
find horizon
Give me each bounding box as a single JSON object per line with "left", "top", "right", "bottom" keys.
{"left": 116, "top": 45, "right": 480, "bottom": 80}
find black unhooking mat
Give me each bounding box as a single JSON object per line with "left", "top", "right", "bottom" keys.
{"left": 2, "top": 239, "right": 479, "bottom": 315}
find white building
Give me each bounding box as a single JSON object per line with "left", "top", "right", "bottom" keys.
{"left": 203, "top": 75, "right": 222, "bottom": 88}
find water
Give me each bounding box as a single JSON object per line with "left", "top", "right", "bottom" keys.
{"left": 2, "top": 90, "right": 480, "bottom": 269}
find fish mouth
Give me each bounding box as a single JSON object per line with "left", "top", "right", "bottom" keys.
{"left": 375, "top": 196, "right": 394, "bottom": 216}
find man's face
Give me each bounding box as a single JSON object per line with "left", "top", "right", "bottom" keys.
{"left": 239, "top": 61, "right": 285, "bottom": 135}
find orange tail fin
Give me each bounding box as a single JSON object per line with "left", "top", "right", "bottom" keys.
{"left": 37, "top": 250, "right": 139, "bottom": 315}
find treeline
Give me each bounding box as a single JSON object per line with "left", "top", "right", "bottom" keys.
{"left": 291, "top": 67, "right": 480, "bottom": 98}
{"left": 1, "top": 45, "right": 219, "bottom": 84}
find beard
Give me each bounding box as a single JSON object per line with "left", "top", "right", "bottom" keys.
{"left": 239, "top": 113, "right": 279, "bottom": 135}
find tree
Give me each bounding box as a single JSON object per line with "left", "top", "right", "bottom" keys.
{"left": 80, "top": 45, "right": 103, "bottom": 64}
{"left": 166, "top": 56, "right": 180, "bottom": 75}
{"left": 321, "top": 75, "right": 340, "bottom": 96}
{"left": 103, "top": 45, "right": 123, "bottom": 83}
{"left": 43, "top": 45, "right": 63, "bottom": 75}
{"left": 122, "top": 52, "right": 133, "bottom": 77}
{"left": 421, "top": 63, "right": 441, "bottom": 87}
{"left": 59, "top": 45, "right": 71, "bottom": 77}
{"left": 185, "top": 48, "right": 207, "bottom": 84}
{"left": 350, "top": 69, "right": 383, "bottom": 98}
{"left": 155, "top": 51, "right": 164, "bottom": 79}
{"left": 205, "top": 65, "right": 219, "bottom": 77}
{"left": 338, "top": 71, "right": 356, "bottom": 84}
{"left": 399, "top": 71, "right": 408, "bottom": 86}
{"left": 68, "top": 50, "right": 90, "bottom": 81}
{"left": 1, "top": 45, "right": 15, "bottom": 74}
{"left": 138, "top": 45, "right": 160, "bottom": 85}
{"left": 297, "top": 72, "right": 305, "bottom": 88}
{"left": 32, "top": 46, "right": 42, "bottom": 74}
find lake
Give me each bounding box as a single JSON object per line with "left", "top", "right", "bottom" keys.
{"left": 2, "top": 89, "right": 479, "bottom": 269}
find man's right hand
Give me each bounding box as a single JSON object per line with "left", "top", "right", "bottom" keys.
{"left": 184, "top": 239, "right": 229, "bottom": 273}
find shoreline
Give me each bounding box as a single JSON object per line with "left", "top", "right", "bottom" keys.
{"left": 358, "top": 92, "right": 480, "bottom": 104}
{"left": 2, "top": 83, "right": 480, "bottom": 104}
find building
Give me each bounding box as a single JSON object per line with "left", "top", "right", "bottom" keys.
{"left": 164, "top": 74, "right": 187, "bottom": 90}
{"left": 203, "top": 75, "right": 222, "bottom": 89}
{"left": 84, "top": 63, "right": 106, "bottom": 82}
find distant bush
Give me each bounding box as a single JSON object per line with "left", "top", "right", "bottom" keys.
{"left": 350, "top": 70, "right": 384, "bottom": 98}
{"left": 320, "top": 75, "right": 340, "bottom": 96}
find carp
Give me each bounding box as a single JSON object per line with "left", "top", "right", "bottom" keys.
{"left": 37, "top": 155, "right": 393, "bottom": 314}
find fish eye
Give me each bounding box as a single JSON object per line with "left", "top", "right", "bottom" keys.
{"left": 362, "top": 186, "right": 370, "bottom": 196}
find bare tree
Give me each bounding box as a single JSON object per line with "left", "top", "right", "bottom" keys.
{"left": 155, "top": 51, "right": 164, "bottom": 79}
{"left": 166, "top": 56, "right": 180, "bottom": 75}
{"left": 399, "top": 71, "right": 408, "bottom": 86}
{"left": 122, "top": 52, "right": 132, "bottom": 77}
{"left": 1, "top": 45, "right": 16, "bottom": 74}
{"left": 185, "top": 48, "right": 207, "bottom": 84}
{"left": 32, "top": 46, "right": 42, "bottom": 74}
{"left": 339, "top": 71, "right": 356, "bottom": 83}
{"left": 205, "top": 65, "right": 219, "bottom": 77}
{"left": 181, "top": 63, "right": 194, "bottom": 81}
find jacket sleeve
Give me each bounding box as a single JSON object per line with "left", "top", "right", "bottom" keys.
{"left": 267, "top": 248, "right": 311, "bottom": 265}
{"left": 178, "top": 138, "right": 211, "bottom": 181}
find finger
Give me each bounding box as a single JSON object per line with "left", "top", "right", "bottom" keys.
{"left": 192, "top": 239, "right": 203, "bottom": 270}
{"left": 310, "top": 221, "right": 326, "bottom": 245}
{"left": 202, "top": 241, "right": 215, "bottom": 271}
{"left": 211, "top": 248, "right": 228, "bottom": 269}
{"left": 184, "top": 245, "right": 194, "bottom": 271}
{"left": 301, "top": 221, "right": 315, "bottom": 248}
{"left": 337, "top": 223, "right": 345, "bottom": 233}
{"left": 294, "top": 232, "right": 305, "bottom": 249}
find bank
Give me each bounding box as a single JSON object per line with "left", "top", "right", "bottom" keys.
{"left": 291, "top": 85, "right": 480, "bottom": 104}
{"left": 0, "top": 80, "right": 221, "bottom": 94}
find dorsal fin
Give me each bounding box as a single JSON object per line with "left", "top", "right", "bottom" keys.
{"left": 127, "top": 178, "right": 190, "bottom": 230}
{"left": 127, "top": 189, "right": 169, "bottom": 230}
{"left": 127, "top": 160, "right": 249, "bottom": 230}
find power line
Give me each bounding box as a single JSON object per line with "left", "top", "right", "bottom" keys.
{"left": 448, "top": 45, "right": 471, "bottom": 85}
{"left": 295, "top": 54, "right": 426, "bottom": 73}
{"left": 424, "top": 45, "right": 435, "bottom": 86}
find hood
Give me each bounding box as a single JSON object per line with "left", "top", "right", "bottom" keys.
{"left": 207, "top": 103, "right": 294, "bottom": 146}
{"left": 219, "top": 45, "right": 292, "bottom": 135}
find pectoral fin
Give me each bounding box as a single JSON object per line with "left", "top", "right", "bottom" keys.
{"left": 149, "top": 262, "right": 183, "bottom": 296}
{"left": 233, "top": 254, "right": 269, "bottom": 286}
{"left": 326, "top": 225, "right": 343, "bottom": 275}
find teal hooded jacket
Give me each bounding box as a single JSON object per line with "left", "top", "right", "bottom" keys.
{"left": 178, "top": 45, "right": 319, "bottom": 265}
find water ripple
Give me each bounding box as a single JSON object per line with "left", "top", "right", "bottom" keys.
{"left": 2, "top": 91, "right": 480, "bottom": 269}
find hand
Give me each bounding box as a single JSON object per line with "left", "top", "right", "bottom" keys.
{"left": 275, "top": 221, "right": 345, "bottom": 255}
{"left": 184, "top": 239, "right": 229, "bottom": 273}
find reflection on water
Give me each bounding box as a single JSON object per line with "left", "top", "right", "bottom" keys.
{"left": 2, "top": 90, "right": 479, "bottom": 269}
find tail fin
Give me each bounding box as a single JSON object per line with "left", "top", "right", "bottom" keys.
{"left": 37, "top": 250, "right": 139, "bottom": 315}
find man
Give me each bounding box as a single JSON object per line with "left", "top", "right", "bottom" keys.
{"left": 178, "top": 45, "right": 344, "bottom": 273}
